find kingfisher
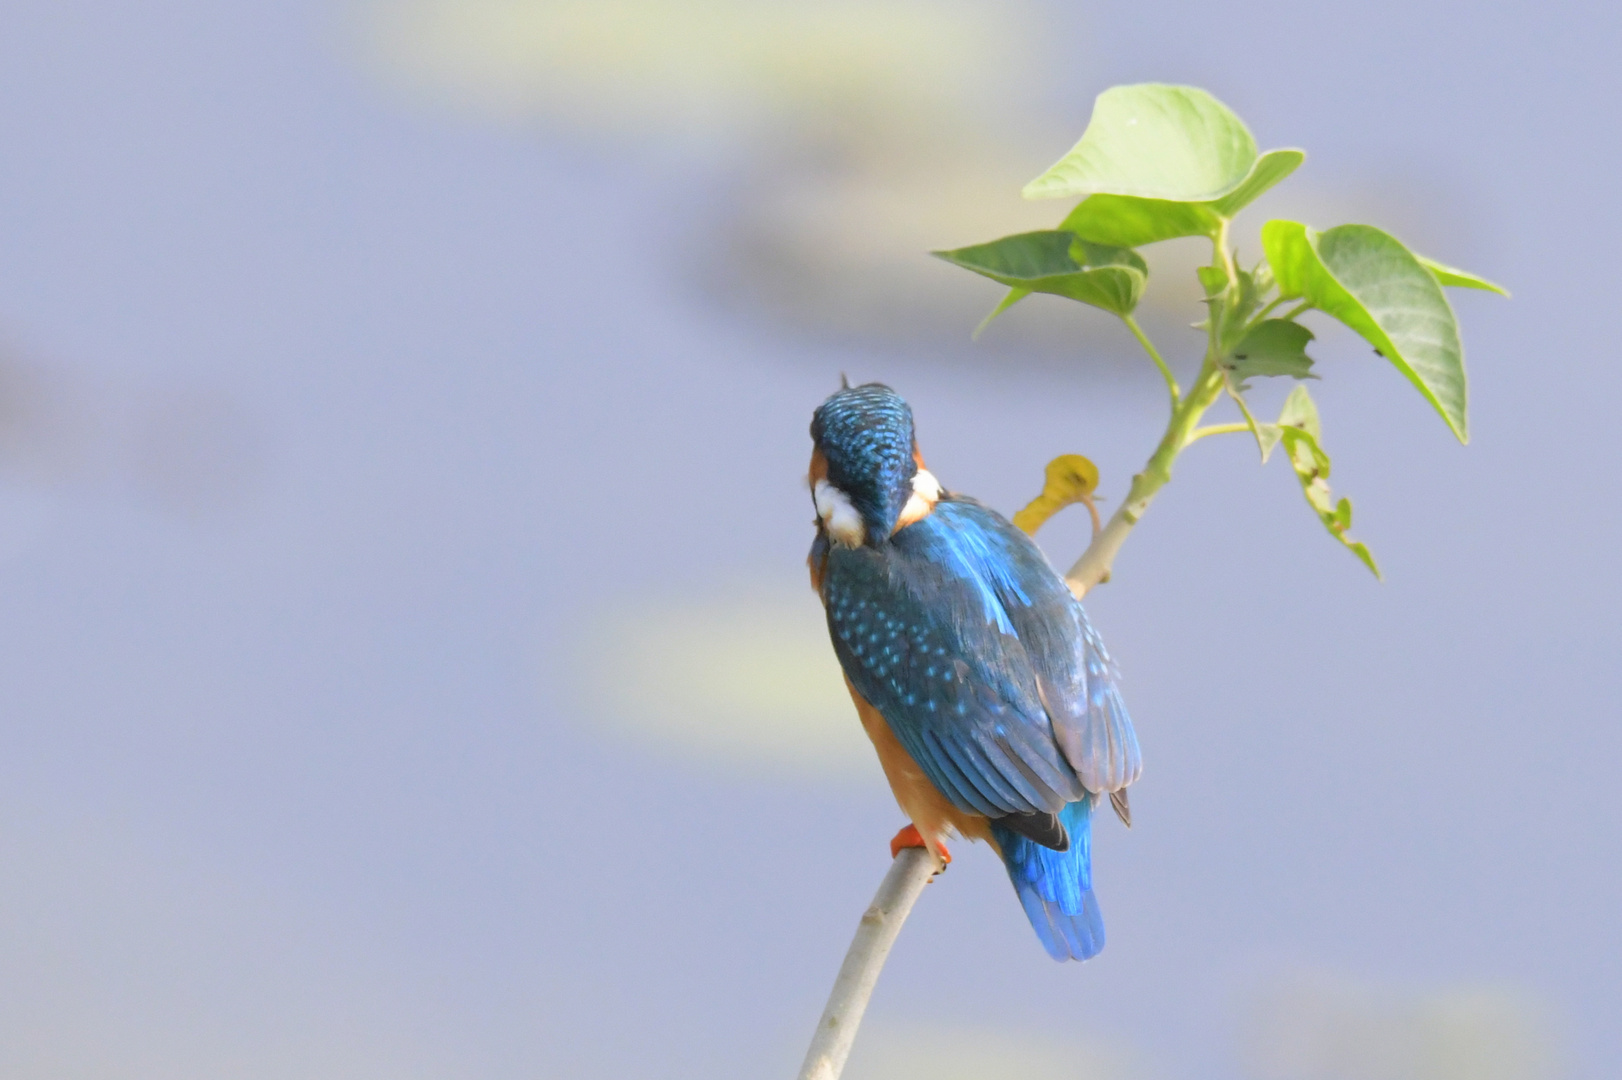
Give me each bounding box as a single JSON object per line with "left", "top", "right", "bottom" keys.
{"left": 807, "top": 382, "right": 1140, "bottom": 962}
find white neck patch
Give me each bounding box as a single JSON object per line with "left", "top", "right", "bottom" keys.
{"left": 896, "top": 468, "right": 942, "bottom": 530}
{"left": 813, "top": 480, "right": 865, "bottom": 547}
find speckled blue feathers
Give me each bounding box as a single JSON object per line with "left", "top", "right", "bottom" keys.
{"left": 811, "top": 384, "right": 919, "bottom": 539}
{"left": 823, "top": 498, "right": 1092, "bottom": 818}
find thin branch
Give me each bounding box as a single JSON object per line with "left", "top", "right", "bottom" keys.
{"left": 1186, "top": 422, "right": 1252, "bottom": 443}
{"left": 1063, "top": 502, "right": 1138, "bottom": 600}
{"left": 1122, "top": 314, "right": 1179, "bottom": 410}
{"left": 1065, "top": 361, "right": 1227, "bottom": 598}
{"left": 795, "top": 848, "right": 940, "bottom": 1080}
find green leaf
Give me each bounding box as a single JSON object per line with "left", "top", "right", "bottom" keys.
{"left": 1253, "top": 422, "right": 1283, "bottom": 462}
{"left": 934, "top": 231, "right": 1148, "bottom": 320}
{"left": 1060, "top": 195, "right": 1212, "bottom": 248}
{"left": 1219, "top": 322, "right": 1313, "bottom": 459}
{"left": 1025, "top": 84, "right": 1259, "bottom": 202}
{"left": 1272, "top": 386, "right": 1380, "bottom": 577}
{"left": 1208, "top": 150, "right": 1306, "bottom": 216}
{"left": 1221, "top": 319, "right": 1317, "bottom": 390}
{"left": 1277, "top": 383, "right": 1321, "bottom": 441}
{"left": 1250, "top": 261, "right": 1275, "bottom": 299}
{"left": 1231, "top": 266, "right": 1267, "bottom": 328}
{"left": 1418, "top": 256, "right": 1510, "bottom": 297}
{"left": 1263, "top": 220, "right": 1469, "bottom": 442}
{"left": 1056, "top": 149, "right": 1305, "bottom": 248}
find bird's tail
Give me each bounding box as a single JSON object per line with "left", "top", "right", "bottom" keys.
{"left": 991, "top": 798, "right": 1104, "bottom": 962}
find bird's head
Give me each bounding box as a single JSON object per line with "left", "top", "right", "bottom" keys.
{"left": 809, "top": 382, "right": 941, "bottom": 546}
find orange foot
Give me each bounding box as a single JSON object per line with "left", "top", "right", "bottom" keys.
{"left": 890, "top": 824, "right": 952, "bottom": 865}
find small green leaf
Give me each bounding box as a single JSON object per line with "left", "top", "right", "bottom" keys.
{"left": 1057, "top": 149, "right": 1305, "bottom": 248}
{"left": 1231, "top": 267, "right": 1266, "bottom": 328}
{"left": 1025, "top": 84, "right": 1259, "bottom": 202}
{"left": 1277, "top": 383, "right": 1322, "bottom": 441}
{"left": 1250, "top": 261, "right": 1275, "bottom": 298}
{"left": 1219, "top": 324, "right": 1312, "bottom": 459}
{"left": 1263, "top": 220, "right": 1469, "bottom": 442}
{"left": 1254, "top": 422, "right": 1283, "bottom": 462}
{"left": 934, "top": 231, "right": 1148, "bottom": 319}
{"left": 1418, "top": 256, "right": 1510, "bottom": 297}
{"left": 1221, "top": 319, "right": 1317, "bottom": 390}
{"left": 1271, "top": 387, "right": 1380, "bottom": 577}
{"left": 1197, "top": 265, "right": 1229, "bottom": 298}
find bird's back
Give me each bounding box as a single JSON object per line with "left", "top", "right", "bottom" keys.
{"left": 816, "top": 495, "right": 1137, "bottom": 961}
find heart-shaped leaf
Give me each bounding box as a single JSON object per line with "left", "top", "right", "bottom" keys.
{"left": 934, "top": 232, "right": 1148, "bottom": 323}
{"left": 1263, "top": 221, "right": 1469, "bottom": 442}
{"left": 1024, "top": 84, "right": 1259, "bottom": 202}
{"left": 1059, "top": 149, "right": 1305, "bottom": 248}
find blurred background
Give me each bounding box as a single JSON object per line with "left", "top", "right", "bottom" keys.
{"left": 0, "top": 1, "right": 1610, "bottom": 1077}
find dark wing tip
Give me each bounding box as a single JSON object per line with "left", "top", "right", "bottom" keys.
{"left": 1109, "top": 788, "right": 1132, "bottom": 828}
{"left": 996, "top": 810, "right": 1070, "bottom": 851}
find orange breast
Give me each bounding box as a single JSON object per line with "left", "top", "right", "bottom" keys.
{"left": 842, "top": 676, "right": 992, "bottom": 858}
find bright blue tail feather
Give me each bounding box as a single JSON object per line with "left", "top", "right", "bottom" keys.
{"left": 991, "top": 799, "right": 1104, "bottom": 961}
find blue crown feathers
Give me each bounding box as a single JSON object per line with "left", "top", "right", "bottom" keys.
{"left": 811, "top": 383, "right": 920, "bottom": 540}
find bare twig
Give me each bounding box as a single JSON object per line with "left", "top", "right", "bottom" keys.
{"left": 794, "top": 848, "right": 939, "bottom": 1080}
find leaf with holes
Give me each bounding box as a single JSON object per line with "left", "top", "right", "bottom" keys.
{"left": 1263, "top": 221, "right": 1470, "bottom": 442}
{"left": 934, "top": 232, "right": 1148, "bottom": 326}
{"left": 1220, "top": 319, "right": 1317, "bottom": 459}
{"left": 1272, "top": 386, "right": 1379, "bottom": 577}
{"left": 1222, "top": 319, "right": 1317, "bottom": 391}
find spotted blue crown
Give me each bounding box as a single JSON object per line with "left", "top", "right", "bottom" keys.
{"left": 810, "top": 383, "right": 920, "bottom": 538}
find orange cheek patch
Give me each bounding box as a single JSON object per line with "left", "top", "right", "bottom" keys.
{"left": 809, "top": 447, "right": 829, "bottom": 486}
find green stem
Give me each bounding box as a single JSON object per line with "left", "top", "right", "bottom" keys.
{"left": 1122, "top": 314, "right": 1179, "bottom": 410}
{"left": 1281, "top": 299, "right": 1313, "bottom": 321}
{"left": 1065, "top": 357, "right": 1225, "bottom": 596}
{"left": 1186, "top": 422, "right": 1252, "bottom": 443}
{"left": 1252, "top": 295, "right": 1289, "bottom": 321}
{"left": 1215, "top": 219, "right": 1239, "bottom": 285}
{"left": 1063, "top": 223, "right": 1246, "bottom": 597}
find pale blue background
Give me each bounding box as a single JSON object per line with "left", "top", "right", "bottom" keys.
{"left": 0, "top": 2, "right": 1612, "bottom": 1078}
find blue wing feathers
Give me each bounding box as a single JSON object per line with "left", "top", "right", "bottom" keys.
{"left": 823, "top": 497, "right": 1138, "bottom": 812}
{"left": 1061, "top": 616, "right": 1142, "bottom": 793}
{"left": 921, "top": 730, "right": 1001, "bottom": 815}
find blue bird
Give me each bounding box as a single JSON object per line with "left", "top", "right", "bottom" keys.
{"left": 807, "top": 382, "right": 1140, "bottom": 961}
